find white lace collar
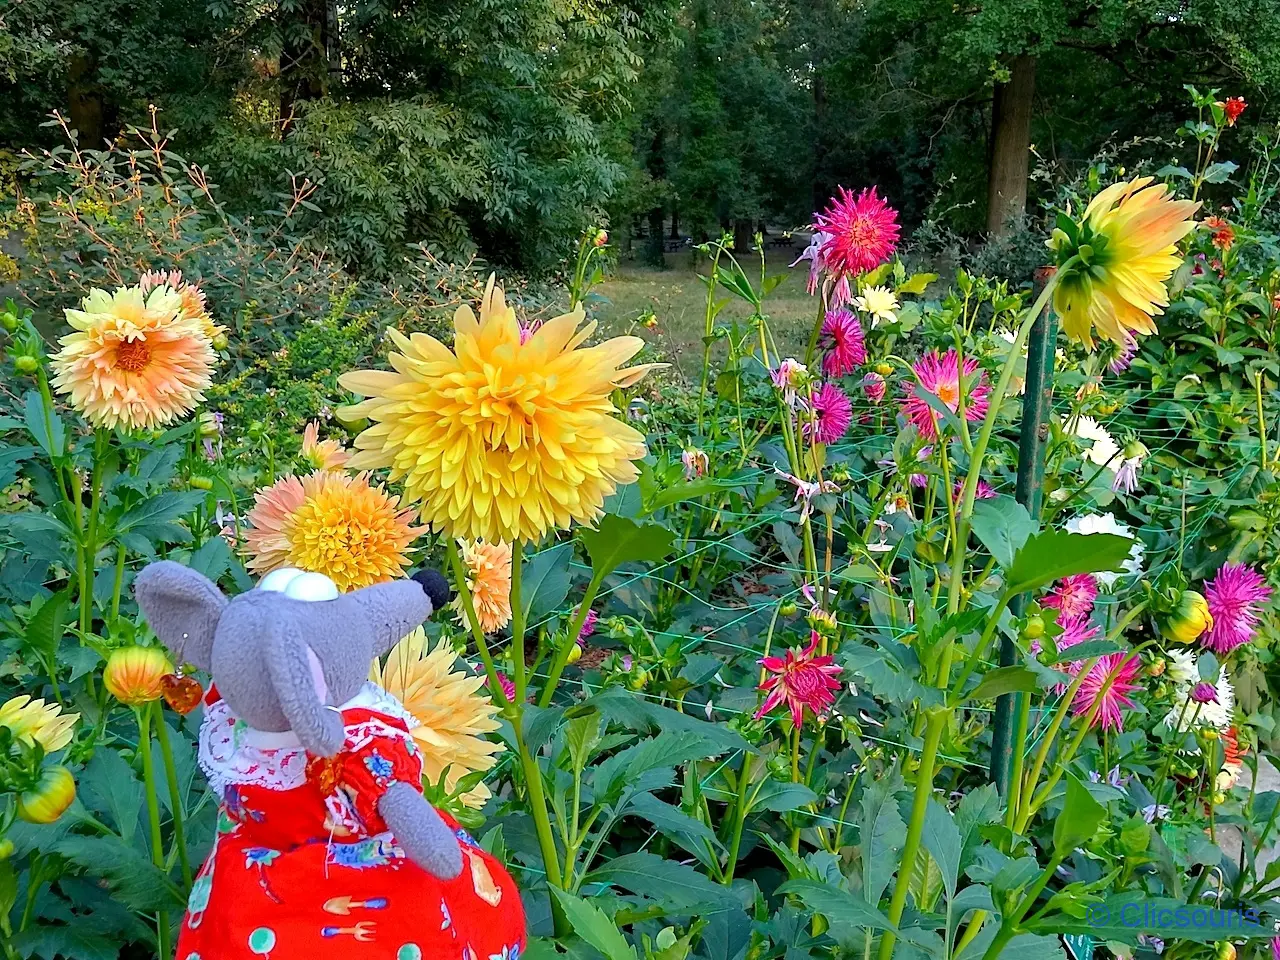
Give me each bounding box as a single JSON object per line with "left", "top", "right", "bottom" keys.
{"left": 197, "top": 682, "right": 417, "bottom": 794}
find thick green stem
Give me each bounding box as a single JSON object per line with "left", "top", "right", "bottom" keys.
{"left": 445, "top": 540, "right": 508, "bottom": 710}
{"left": 878, "top": 709, "right": 945, "bottom": 960}
{"left": 137, "top": 705, "right": 170, "bottom": 960}
{"left": 153, "top": 703, "right": 193, "bottom": 889}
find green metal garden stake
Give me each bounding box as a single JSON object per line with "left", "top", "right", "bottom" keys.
{"left": 990, "top": 267, "right": 1058, "bottom": 795}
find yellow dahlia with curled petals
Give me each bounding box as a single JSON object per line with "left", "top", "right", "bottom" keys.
{"left": 51, "top": 285, "right": 217, "bottom": 430}
{"left": 0, "top": 696, "right": 79, "bottom": 752}
{"left": 1048, "top": 177, "right": 1200, "bottom": 349}
{"left": 338, "top": 276, "right": 662, "bottom": 543}
{"left": 244, "top": 470, "right": 422, "bottom": 592}
{"left": 369, "top": 628, "right": 503, "bottom": 808}
{"left": 455, "top": 540, "right": 512, "bottom": 633}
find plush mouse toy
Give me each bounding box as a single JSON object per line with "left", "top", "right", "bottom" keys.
{"left": 134, "top": 561, "right": 527, "bottom": 960}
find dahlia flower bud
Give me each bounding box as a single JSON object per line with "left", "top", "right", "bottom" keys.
{"left": 1160, "top": 590, "right": 1214, "bottom": 644}
{"left": 18, "top": 765, "right": 76, "bottom": 824}
{"left": 104, "top": 646, "right": 174, "bottom": 705}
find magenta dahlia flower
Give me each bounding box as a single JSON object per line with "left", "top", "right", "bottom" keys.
{"left": 900, "top": 349, "right": 991, "bottom": 439}
{"left": 1043, "top": 574, "right": 1099, "bottom": 619}
{"left": 820, "top": 309, "right": 866, "bottom": 378}
{"left": 1204, "top": 562, "right": 1273, "bottom": 654}
{"left": 1072, "top": 652, "right": 1141, "bottom": 732}
{"left": 754, "top": 631, "right": 842, "bottom": 728}
{"left": 813, "top": 187, "right": 900, "bottom": 289}
{"left": 804, "top": 382, "right": 853, "bottom": 445}
{"left": 954, "top": 479, "right": 998, "bottom": 501}
{"left": 863, "top": 371, "right": 886, "bottom": 403}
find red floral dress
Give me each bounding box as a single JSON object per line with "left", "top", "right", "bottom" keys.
{"left": 178, "top": 683, "right": 526, "bottom": 960}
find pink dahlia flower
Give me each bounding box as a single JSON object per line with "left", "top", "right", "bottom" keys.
{"left": 820, "top": 309, "right": 866, "bottom": 378}
{"left": 804, "top": 382, "right": 853, "bottom": 445}
{"left": 1204, "top": 562, "right": 1273, "bottom": 654}
{"left": 813, "top": 187, "right": 900, "bottom": 286}
{"left": 863, "top": 371, "right": 886, "bottom": 403}
{"left": 900, "top": 349, "right": 990, "bottom": 439}
{"left": 754, "top": 631, "right": 842, "bottom": 728}
{"left": 1043, "top": 574, "right": 1099, "bottom": 619}
{"left": 1072, "top": 653, "right": 1141, "bottom": 732}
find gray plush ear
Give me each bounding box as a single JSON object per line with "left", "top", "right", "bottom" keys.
{"left": 346, "top": 579, "right": 437, "bottom": 656}
{"left": 134, "top": 560, "right": 228, "bottom": 671}
{"left": 264, "top": 620, "right": 346, "bottom": 756}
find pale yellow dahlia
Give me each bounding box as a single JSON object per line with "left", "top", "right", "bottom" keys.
{"left": 300, "top": 420, "right": 351, "bottom": 471}
{"left": 338, "top": 276, "right": 662, "bottom": 543}
{"left": 51, "top": 285, "right": 217, "bottom": 431}
{"left": 140, "top": 269, "right": 226, "bottom": 345}
{"left": 369, "top": 628, "right": 504, "bottom": 808}
{"left": 455, "top": 539, "right": 512, "bottom": 633}
{"left": 244, "top": 470, "right": 422, "bottom": 592}
{"left": 1049, "top": 177, "right": 1200, "bottom": 349}
{"left": 0, "top": 696, "right": 79, "bottom": 752}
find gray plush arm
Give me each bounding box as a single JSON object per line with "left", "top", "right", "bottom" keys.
{"left": 378, "top": 782, "right": 463, "bottom": 880}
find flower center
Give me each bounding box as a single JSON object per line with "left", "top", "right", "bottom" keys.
{"left": 115, "top": 338, "right": 152, "bottom": 372}
{"left": 937, "top": 380, "right": 960, "bottom": 410}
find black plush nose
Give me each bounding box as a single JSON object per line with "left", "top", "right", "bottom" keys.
{"left": 412, "top": 569, "right": 453, "bottom": 613}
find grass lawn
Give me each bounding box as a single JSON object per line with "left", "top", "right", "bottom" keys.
{"left": 594, "top": 250, "right": 819, "bottom": 381}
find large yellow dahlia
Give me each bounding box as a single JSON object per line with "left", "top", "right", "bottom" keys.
{"left": 0, "top": 696, "right": 78, "bottom": 752}
{"left": 455, "top": 539, "right": 512, "bottom": 633}
{"left": 51, "top": 285, "right": 218, "bottom": 431}
{"left": 369, "top": 628, "right": 503, "bottom": 808}
{"left": 1049, "top": 177, "right": 1199, "bottom": 349}
{"left": 338, "top": 276, "right": 661, "bottom": 543}
{"left": 244, "top": 470, "right": 422, "bottom": 592}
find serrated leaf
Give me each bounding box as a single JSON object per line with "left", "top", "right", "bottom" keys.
{"left": 777, "top": 878, "right": 895, "bottom": 931}
{"left": 1054, "top": 773, "right": 1106, "bottom": 855}
{"left": 53, "top": 836, "right": 183, "bottom": 912}
{"left": 922, "top": 799, "right": 961, "bottom": 900}
{"left": 962, "top": 665, "right": 1040, "bottom": 702}
{"left": 579, "top": 515, "right": 674, "bottom": 582}
{"left": 1006, "top": 531, "right": 1134, "bottom": 595}
{"left": 549, "top": 888, "right": 638, "bottom": 960}
{"left": 11, "top": 927, "right": 121, "bottom": 960}
{"left": 587, "top": 850, "right": 738, "bottom": 913}
{"left": 521, "top": 542, "right": 572, "bottom": 622}
{"left": 24, "top": 587, "right": 72, "bottom": 659}
{"left": 23, "top": 391, "right": 64, "bottom": 459}
{"left": 627, "top": 793, "right": 723, "bottom": 867}
{"left": 970, "top": 497, "right": 1036, "bottom": 569}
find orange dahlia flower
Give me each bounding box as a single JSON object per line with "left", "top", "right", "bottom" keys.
{"left": 244, "top": 470, "right": 421, "bottom": 592}
{"left": 51, "top": 285, "right": 217, "bottom": 430}
{"left": 104, "top": 646, "right": 174, "bottom": 705}
{"left": 455, "top": 540, "right": 512, "bottom": 633}
{"left": 139, "top": 269, "right": 226, "bottom": 345}
{"left": 300, "top": 420, "right": 351, "bottom": 471}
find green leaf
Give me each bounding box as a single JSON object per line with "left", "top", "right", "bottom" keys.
{"left": 970, "top": 497, "right": 1036, "bottom": 569}
{"left": 748, "top": 779, "right": 818, "bottom": 813}
{"left": 1202, "top": 160, "right": 1239, "bottom": 184}
{"left": 859, "top": 770, "right": 906, "bottom": 906}
{"left": 1039, "top": 639, "right": 1124, "bottom": 666}
{"left": 11, "top": 927, "right": 121, "bottom": 960}
{"left": 188, "top": 536, "right": 232, "bottom": 583}
{"left": 549, "top": 888, "right": 638, "bottom": 960}
{"left": 1053, "top": 773, "right": 1106, "bottom": 856}
{"left": 586, "top": 851, "right": 738, "bottom": 914}
{"left": 53, "top": 836, "right": 183, "bottom": 912}
{"left": 564, "top": 708, "right": 601, "bottom": 776}
{"left": 579, "top": 515, "right": 674, "bottom": 582}
{"left": 1006, "top": 531, "right": 1134, "bottom": 595}
{"left": 897, "top": 272, "right": 938, "bottom": 295}
{"left": 116, "top": 491, "right": 206, "bottom": 540}
{"left": 23, "top": 390, "right": 64, "bottom": 459}
{"left": 641, "top": 477, "right": 732, "bottom": 516}
{"left": 24, "top": 587, "right": 72, "bottom": 659}
{"left": 521, "top": 543, "right": 573, "bottom": 623}
{"left": 922, "top": 799, "right": 961, "bottom": 900}
{"left": 777, "top": 878, "right": 895, "bottom": 932}
{"left": 120, "top": 446, "right": 181, "bottom": 493}
{"left": 962, "top": 666, "right": 1040, "bottom": 702}
{"left": 591, "top": 731, "right": 721, "bottom": 804}
{"left": 77, "top": 747, "right": 143, "bottom": 843}
{"left": 627, "top": 793, "right": 724, "bottom": 866}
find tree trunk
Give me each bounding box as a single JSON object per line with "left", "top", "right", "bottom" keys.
{"left": 67, "top": 55, "right": 104, "bottom": 147}
{"left": 670, "top": 207, "right": 680, "bottom": 240}
{"left": 733, "top": 219, "right": 753, "bottom": 255}
{"left": 279, "top": 0, "right": 330, "bottom": 133}
{"left": 986, "top": 54, "right": 1036, "bottom": 237}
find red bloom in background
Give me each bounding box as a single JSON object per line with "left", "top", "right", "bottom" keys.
{"left": 754, "top": 631, "right": 842, "bottom": 728}
{"left": 1043, "top": 574, "right": 1099, "bottom": 619}
{"left": 813, "top": 187, "right": 900, "bottom": 291}
{"left": 1222, "top": 97, "right": 1247, "bottom": 126}
{"left": 820, "top": 308, "right": 866, "bottom": 377}
{"left": 1204, "top": 216, "right": 1235, "bottom": 251}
